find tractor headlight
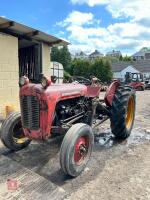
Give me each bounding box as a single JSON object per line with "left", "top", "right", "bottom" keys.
{"left": 41, "top": 76, "right": 51, "bottom": 88}
{"left": 19, "top": 76, "right": 29, "bottom": 87}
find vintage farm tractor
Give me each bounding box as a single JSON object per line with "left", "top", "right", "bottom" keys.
{"left": 0, "top": 75, "right": 136, "bottom": 177}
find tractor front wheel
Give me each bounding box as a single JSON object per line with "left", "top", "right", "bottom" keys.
{"left": 60, "top": 123, "right": 94, "bottom": 177}
{"left": 110, "top": 86, "right": 136, "bottom": 140}
{"left": 0, "top": 112, "right": 31, "bottom": 151}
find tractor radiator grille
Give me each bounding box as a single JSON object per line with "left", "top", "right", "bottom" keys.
{"left": 20, "top": 96, "right": 40, "bottom": 130}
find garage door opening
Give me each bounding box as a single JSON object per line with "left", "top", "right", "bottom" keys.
{"left": 19, "top": 40, "right": 42, "bottom": 83}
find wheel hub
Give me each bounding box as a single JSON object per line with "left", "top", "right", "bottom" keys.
{"left": 13, "top": 125, "right": 27, "bottom": 144}
{"left": 126, "top": 96, "right": 135, "bottom": 130}
{"left": 79, "top": 144, "right": 88, "bottom": 156}
{"left": 74, "top": 136, "right": 89, "bottom": 165}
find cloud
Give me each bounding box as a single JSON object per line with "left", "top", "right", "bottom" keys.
{"left": 58, "top": 0, "right": 150, "bottom": 54}
{"left": 0, "top": 15, "right": 6, "bottom": 18}
{"left": 57, "top": 11, "right": 100, "bottom": 27}
{"left": 106, "top": 0, "right": 150, "bottom": 21}
{"left": 136, "top": 17, "right": 150, "bottom": 27}
{"left": 70, "top": 0, "right": 150, "bottom": 21}
{"left": 70, "top": 0, "right": 109, "bottom": 7}
{"left": 69, "top": 44, "right": 96, "bottom": 53}
{"left": 64, "top": 11, "right": 93, "bottom": 26}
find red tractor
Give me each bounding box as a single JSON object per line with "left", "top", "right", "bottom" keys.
{"left": 125, "top": 72, "right": 145, "bottom": 91}
{"left": 0, "top": 75, "right": 136, "bottom": 177}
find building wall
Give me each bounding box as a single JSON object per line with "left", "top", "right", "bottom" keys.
{"left": 0, "top": 33, "right": 19, "bottom": 118}
{"left": 143, "top": 72, "right": 150, "bottom": 79}
{"left": 121, "top": 66, "right": 139, "bottom": 80}
{"left": 42, "top": 43, "right": 51, "bottom": 78}
{"left": 113, "top": 72, "right": 121, "bottom": 79}
{"left": 133, "top": 52, "right": 150, "bottom": 60}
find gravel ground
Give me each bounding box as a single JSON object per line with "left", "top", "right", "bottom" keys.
{"left": 66, "top": 90, "right": 150, "bottom": 200}
{"left": 0, "top": 90, "right": 150, "bottom": 200}
{"left": 66, "top": 143, "right": 150, "bottom": 200}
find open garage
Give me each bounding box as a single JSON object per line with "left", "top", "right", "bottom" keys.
{"left": 0, "top": 17, "right": 67, "bottom": 121}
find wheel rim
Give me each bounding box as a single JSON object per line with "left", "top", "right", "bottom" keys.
{"left": 74, "top": 136, "right": 89, "bottom": 165}
{"left": 126, "top": 96, "right": 135, "bottom": 130}
{"left": 12, "top": 121, "right": 27, "bottom": 144}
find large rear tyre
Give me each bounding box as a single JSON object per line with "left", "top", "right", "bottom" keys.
{"left": 0, "top": 112, "right": 31, "bottom": 151}
{"left": 110, "top": 86, "right": 136, "bottom": 140}
{"left": 60, "top": 123, "right": 94, "bottom": 177}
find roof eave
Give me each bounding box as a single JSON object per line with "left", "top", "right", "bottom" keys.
{"left": 0, "top": 17, "right": 69, "bottom": 46}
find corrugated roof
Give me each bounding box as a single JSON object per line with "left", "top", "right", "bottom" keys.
{"left": 112, "top": 60, "right": 150, "bottom": 73}
{"left": 0, "top": 17, "right": 69, "bottom": 46}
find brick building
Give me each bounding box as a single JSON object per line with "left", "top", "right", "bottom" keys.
{"left": 0, "top": 17, "right": 68, "bottom": 120}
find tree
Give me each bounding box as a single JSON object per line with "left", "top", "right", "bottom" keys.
{"left": 51, "top": 46, "right": 71, "bottom": 71}
{"left": 64, "top": 70, "right": 71, "bottom": 81}
{"left": 59, "top": 46, "right": 72, "bottom": 71}
{"left": 91, "top": 58, "right": 113, "bottom": 82}
{"left": 71, "top": 59, "right": 91, "bottom": 78}
{"left": 119, "top": 55, "right": 123, "bottom": 61}
{"left": 51, "top": 47, "right": 60, "bottom": 62}
{"left": 104, "top": 59, "right": 113, "bottom": 81}
{"left": 51, "top": 47, "right": 113, "bottom": 82}
{"left": 105, "top": 56, "right": 119, "bottom": 62}
{"left": 122, "top": 55, "right": 132, "bottom": 61}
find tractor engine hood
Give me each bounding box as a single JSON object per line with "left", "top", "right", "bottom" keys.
{"left": 19, "top": 82, "right": 87, "bottom": 140}
{"left": 20, "top": 82, "right": 87, "bottom": 100}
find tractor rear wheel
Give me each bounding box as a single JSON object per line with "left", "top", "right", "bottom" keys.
{"left": 110, "top": 86, "right": 136, "bottom": 140}
{"left": 0, "top": 112, "right": 31, "bottom": 151}
{"left": 60, "top": 123, "right": 94, "bottom": 177}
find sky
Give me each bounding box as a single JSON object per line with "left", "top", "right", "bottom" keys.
{"left": 0, "top": 0, "right": 150, "bottom": 55}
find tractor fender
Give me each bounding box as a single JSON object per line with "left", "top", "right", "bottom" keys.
{"left": 104, "top": 80, "right": 120, "bottom": 107}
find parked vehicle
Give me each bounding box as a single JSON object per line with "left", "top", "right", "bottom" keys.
{"left": 145, "top": 79, "right": 150, "bottom": 89}
{"left": 0, "top": 75, "right": 136, "bottom": 177}
{"left": 125, "top": 72, "right": 145, "bottom": 91}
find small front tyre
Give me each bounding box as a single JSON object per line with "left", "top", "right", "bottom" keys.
{"left": 60, "top": 123, "right": 94, "bottom": 177}
{"left": 0, "top": 112, "right": 31, "bottom": 151}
